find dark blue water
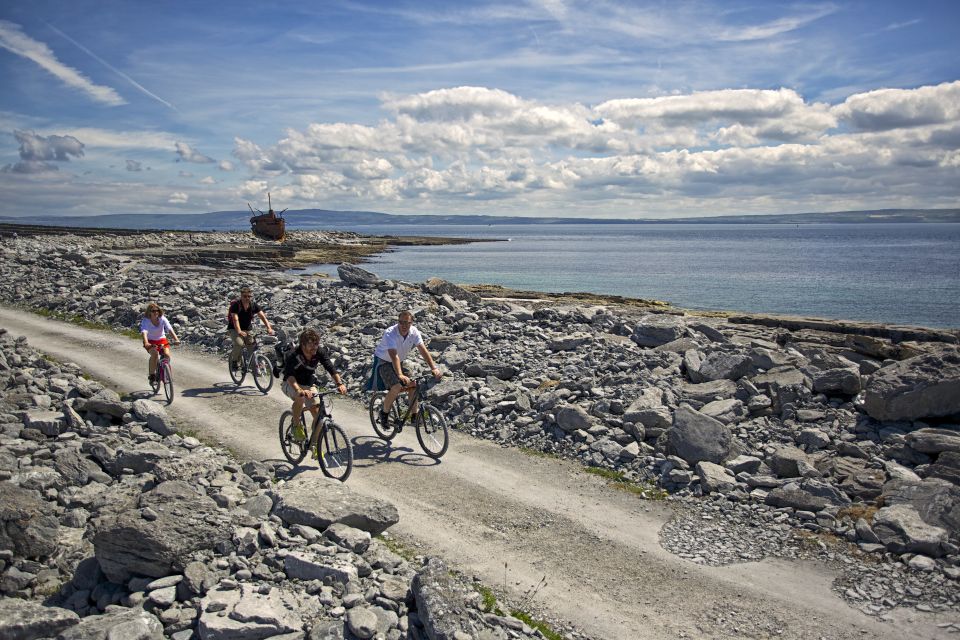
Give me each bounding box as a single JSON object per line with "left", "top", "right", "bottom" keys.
{"left": 301, "top": 223, "right": 960, "bottom": 329}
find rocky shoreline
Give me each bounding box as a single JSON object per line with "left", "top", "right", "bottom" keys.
{"left": 1, "top": 229, "right": 959, "bottom": 638}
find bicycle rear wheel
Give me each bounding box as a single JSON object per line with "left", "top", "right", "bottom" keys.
{"left": 252, "top": 353, "right": 274, "bottom": 393}
{"left": 228, "top": 351, "right": 245, "bottom": 384}
{"left": 367, "top": 392, "right": 397, "bottom": 441}
{"left": 279, "top": 411, "right": 308, "bottom": 465}
{"left": 161, "top": 360, "right": 174, "bottom": 405}
{"left": 415, "top": 403, "right": 449, "bottom": 459}
{"left": 317, "top": 419, "right": 353, "bottom": 482}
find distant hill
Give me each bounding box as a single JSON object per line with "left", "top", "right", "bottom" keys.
{"left": 1, "top": 207, "right": 958, "bottom": 232}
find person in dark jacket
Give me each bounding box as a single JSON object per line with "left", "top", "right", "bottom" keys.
{"left": 282, "top": 328, "right": 347, "bottom": 441}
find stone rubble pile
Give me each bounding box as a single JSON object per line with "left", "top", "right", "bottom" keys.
{"left": 1, "top": 231, "right": 960, "bottom": 625}
{"left": 0, "top": 330, "right": 553, "bottom": 639}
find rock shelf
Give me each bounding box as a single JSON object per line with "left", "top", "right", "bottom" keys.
{"left": 0, "top": 228, "right": 958, "bottom": 637}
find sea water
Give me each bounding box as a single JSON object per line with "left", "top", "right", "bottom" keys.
{"left": 300, "top": 223, "right": 960, "bottom": 329}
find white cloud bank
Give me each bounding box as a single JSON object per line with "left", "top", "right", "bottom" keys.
{"left": 232, "top": 81, "right": 960, "bottom": 216}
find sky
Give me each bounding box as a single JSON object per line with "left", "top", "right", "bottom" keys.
{"left": 1, "top": 0, "right": 959, "bottom": 220}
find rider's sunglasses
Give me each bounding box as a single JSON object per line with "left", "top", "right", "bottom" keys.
{"left": 398, "top": 320, "right": 412, "bottom": 326}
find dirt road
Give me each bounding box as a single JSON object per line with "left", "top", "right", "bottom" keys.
{"left": 0, "top": 306, "right": 948, "bottom": 640}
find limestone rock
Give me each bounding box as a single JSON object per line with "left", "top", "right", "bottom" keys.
{"left": 272, "top": 476, "right": 399, "bottom": 535}
{"left": 0, "top": 599, "right": 78, "bottom": 640}
{"left": 337, "top": 263, "right": 380, "bottom": 287}
{"left": 667, "top": 404, "right": 736, "bottom": 465}
{"left": 872, "top": 504, "right": 950, "bottom": 557}
{"left": 862, "top": 348, "right": 960, "bottom": 421}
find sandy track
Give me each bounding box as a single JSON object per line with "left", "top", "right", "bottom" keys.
{"left": 0, "top": 306, "right": 949, "bottom": 640}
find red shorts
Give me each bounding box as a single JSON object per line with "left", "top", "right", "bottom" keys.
{"left": 146, "top": 338, "right": 170, "bottom": 351}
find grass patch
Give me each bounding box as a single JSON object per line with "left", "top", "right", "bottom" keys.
{"left": 536, "top": 379, "right": 560, "bottom": 392}
{"left": 518, "top": 447, "right": 559, "bottom": 460}
{"left": 375, "top": 534, "right": 417, "bottom": 562}
{"left": 509, "top": 610, "right": 565, "bottom": 640}
{"left": 30, "top": 306, "right": 141, "bottom": 339}
{"left": 837, "top": 504, "right": 879, "bottom": 523}
{"left": 585, "top": 467, "right": 668, "bottom": 500}
{"left": 474, "top": 584, "right": 503, "bottom": 615}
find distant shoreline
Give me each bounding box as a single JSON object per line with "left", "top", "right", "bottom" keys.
{"left": 1, "top": 207, "right": 959, "bottom": 232}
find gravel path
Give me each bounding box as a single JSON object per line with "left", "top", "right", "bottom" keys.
{"left": 0, "top": 306, "right": 953, "bottom": 640}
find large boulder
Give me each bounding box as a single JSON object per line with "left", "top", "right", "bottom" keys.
{"left": 92, "top": 480, "right": 231, "bottom": 583}
{"left": 0, "top": 599, "right": 78, "bottom": 640}
{"left": 197, "top": 583, "right": 304, "bottom": 640}
{"left": 696, "top": 350, "right": 752, "bottom": 382}
{"left": 631, "top": 315, "right": 686, "bottom": 348}
{"left": 881, "top": 478, "right": 960, "bottom": 534}
{"left": 905, "top": 428, "right": 960, "bottom": 455}
{"left": 666, "top": 404, "right": 736, "bottom": 465}
{"left": 0, "top": 483, "right": 59, "bottom": 559}
{"left": 58, "top": 608, "right": 163, "bottom": 640}
{"left": 413, "top": 558, "right": 490, "bottom": 640}
{"left": 422, "top": 278, "right": 480, "bottom": 304}
{"left": 272, "top": 476, "right": 399, "bottom": 535}
{"left": 872, "top": 504, "right": 951, "bottom": 557}
{"left": 862, "top": 349, "right": 960, "bottom": 421}
{"left": 337, "top": 263, "right": 380, "bottom": 287}
{"left": 555, "top": 404, "right": 596, "bottom": 433}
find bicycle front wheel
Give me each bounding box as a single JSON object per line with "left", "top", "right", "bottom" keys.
{"left": 416, "top": 404, "right": 449, "bottom": 459}
{"left": 228, "top": 353, "right": 245, "bottom": 385}
{"left": 252, "top": 353, "right": 274, "bottom": 393}
{"left": 367, "top": 392, "right": 396, "bottom": 441}
{"left": 161, "top": 361, "right": 174, "bottom": 405}
{"left": 278, "top": 411, "right": 308, "bottom": 465}
{"left": 317, "top": 419, "right": 353, "bottom": 482}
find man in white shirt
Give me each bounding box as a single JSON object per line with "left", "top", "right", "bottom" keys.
{"left": 374, "top": 310, "right": 441, "bottom": 431}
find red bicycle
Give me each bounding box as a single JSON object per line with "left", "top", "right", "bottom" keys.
{"left": 148, "top": 346, "right": 175, "bottom": 405}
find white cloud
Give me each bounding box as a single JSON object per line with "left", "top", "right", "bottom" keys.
{"left": 0, "top": 21, "right": 124, "bottom": 106}
{"left": 175, "top": 141, "right": 215, "bottom": 163}
{"left": 167, "top": 191, "right": 188, "bottom": 204}
{"left": 199, "top": 176, "right": 215, "bottom": 184}
{"left": 218, "top": 160, "right": 235, "bottom": 171}
{"left": 833, "top": 80, "right": 960, "bottom": 131}
{"left": 227, "top": 80, "right": 960, "bottom": 216}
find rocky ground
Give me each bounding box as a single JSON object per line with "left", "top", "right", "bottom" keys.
{"left": 0, "top": 229, "right": 959, "bottom": 638}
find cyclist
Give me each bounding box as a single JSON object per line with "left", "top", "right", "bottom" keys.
{"left": 227, "top": 287, "right": 274, "bottom": 372}
{"left": 140, "top": 302, "right": 180, "bottom": 384}
{"left": 282, "top": 328, "right": 347, "bottom": 441}
{"left": 374, "top": 310, "right": 441, "bottom": 432}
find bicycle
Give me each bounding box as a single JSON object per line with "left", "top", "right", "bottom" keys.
{"left": 367, "top": 376, "right": 449, "bottom": 459}
{"left": 228, "top": 333, "right": 276, "bottom": 393}
{"left": 278, "top": 387, "right": 353, "bottom": 481}
{"left": 148, "top": 345, "right": 175, "bottom": 405}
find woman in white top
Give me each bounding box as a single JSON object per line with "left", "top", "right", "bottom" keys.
{"left": 139, "top": 302, "right": 180, "bottom": 384}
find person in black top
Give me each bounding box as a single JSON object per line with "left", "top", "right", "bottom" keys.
{"left": 282, "top": 328, "right": 347, "bottom": 440}
{"left": 227, "top": 287, "right": 274, "bottom": 370}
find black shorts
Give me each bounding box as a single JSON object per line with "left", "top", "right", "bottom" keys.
{"left": 377, "top": 361, "right": 404, "bottom": 388}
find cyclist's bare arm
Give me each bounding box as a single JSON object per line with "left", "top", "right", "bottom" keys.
{"left": 417, "top": 343, "right": 442, "bottom": 380}
{"left": 256, "top": 310, "right": 274, "bottom": 334}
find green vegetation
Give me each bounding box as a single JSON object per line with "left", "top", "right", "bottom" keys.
{"left": 518, "top": 447, "right": 559, "bottom": 460}
{"left": 585, "top": 467, "right": 668, "bottom": 500}
{"left": 30, "top": 306, "right": 141, "bottom": 339}
{"left": 509, "top": 610, "right": 565, "bottom": 640}
{"left": 474, "top": 584, "right": 504, "bottom": 615}
{"left": 375, "top": 534, "right": 418, "bottom": 562}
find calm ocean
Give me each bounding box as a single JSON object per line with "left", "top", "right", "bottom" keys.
{"left": 299, "top": 223, "right": 960, "bottom": 329}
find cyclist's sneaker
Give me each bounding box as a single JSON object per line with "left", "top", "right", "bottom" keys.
{"left": 230, "top": 360, "right": 240, "bottom": 372}
{"left": 292, "top": 423, "right": 306, "bottom": 442}
{"left": 379, "top": 409, "right": 390, "bottom": 429}
{"left": 148, "top": 373, "right": 156, "bottom": 384}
